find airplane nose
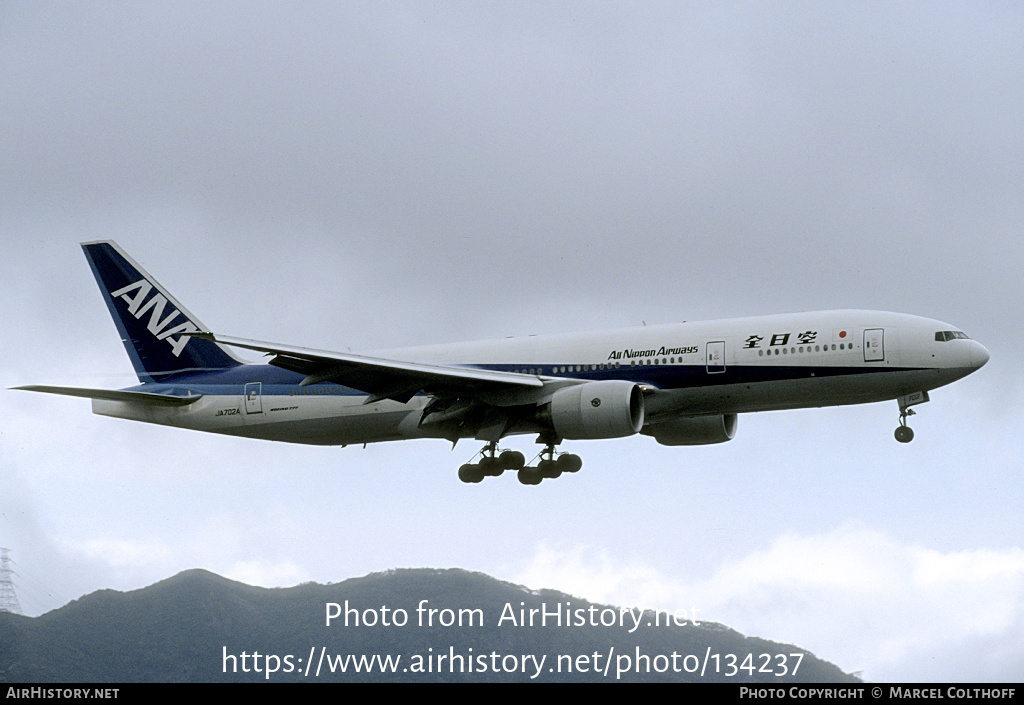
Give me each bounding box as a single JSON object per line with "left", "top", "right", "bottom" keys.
{"left": 970, "top": 341, "right": 990, "bottom": 369}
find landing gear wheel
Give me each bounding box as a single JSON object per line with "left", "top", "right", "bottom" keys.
{"left": 479, "top": 456, "right": 504, "bottom": 476}
{"left": 498, "top": 450, "right": 526, "bottom": 470}
{"left": 894, "top": 425, "right": 914, "bottom": 443}
{"left": 556, "top": 453, "right": 583, "bottom": 473}
{"left": 537, "top": 458, "right": 561, "bottom": 479}
{"left": 458, "top": 464, "right": 484, "bottom": 483}
{"left": 517, "top": 467, "right": 542, "bottom": 485}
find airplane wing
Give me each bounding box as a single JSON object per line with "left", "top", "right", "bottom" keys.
{"left": 12, "top": 385, "right": 204, "bottom": 406}
{"left": 187, "top": 333, "right": 544, "bottom": 404}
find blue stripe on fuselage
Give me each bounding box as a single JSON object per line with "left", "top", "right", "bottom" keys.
{"left": 122, "top": 362, "right": 920, "bottom": 397}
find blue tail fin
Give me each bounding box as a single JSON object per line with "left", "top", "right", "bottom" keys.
{"left": 82, "top": 241, "right": 243, "bottom": 382}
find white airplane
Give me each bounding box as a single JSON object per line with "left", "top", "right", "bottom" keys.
{"left": 16, "top": 241, "right": 989, "bottom": 485}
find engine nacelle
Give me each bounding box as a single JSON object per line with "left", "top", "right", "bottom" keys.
{"left": 544, "top": 381, "right": 644, "bottom": 440}
{"left": 642, "top": 414, "right": 738, "bottom": 446}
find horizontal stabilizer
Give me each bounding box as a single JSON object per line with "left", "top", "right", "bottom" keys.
{"left": 12, "top": 385, "right": 203, "bottom": 406}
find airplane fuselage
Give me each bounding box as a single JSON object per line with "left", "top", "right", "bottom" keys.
{"left": 92, "top": 309, "right": 987, "bottom": 447}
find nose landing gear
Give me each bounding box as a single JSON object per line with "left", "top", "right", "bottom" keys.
{"left": 895, "top": 410, "right": 915, "bottom": 443}
{"left": 894, "top": 391, "right": 929, "bottom": 443}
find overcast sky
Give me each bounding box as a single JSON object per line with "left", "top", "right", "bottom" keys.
{"left": 2, "top": 1, "right": 1022, "bottom": 683}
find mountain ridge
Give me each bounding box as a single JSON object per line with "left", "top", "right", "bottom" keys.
{"left": 0, "top": 567, "right": 858, "bottom": 683}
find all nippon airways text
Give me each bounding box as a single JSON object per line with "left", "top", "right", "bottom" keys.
{"left": 325, "top": 599, "right": 702, "bottom": 633}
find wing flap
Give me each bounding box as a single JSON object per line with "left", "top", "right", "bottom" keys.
{"left": 13, "top": 385, "right": 203, "bottom": 407}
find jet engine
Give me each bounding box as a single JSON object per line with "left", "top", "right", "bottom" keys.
{"left": 641, "top": 414, "right": 738, "bottom": 446}
{"left": 541, "top": 380, "right": 644, "bottom": 440}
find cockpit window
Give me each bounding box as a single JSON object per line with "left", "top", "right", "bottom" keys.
{"left": 935, "top": 331, "right": 970, "bottom": 342}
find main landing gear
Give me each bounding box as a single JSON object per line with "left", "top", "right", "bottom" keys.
{"left": 516, "top": 444, "right": 583, "bottom": 486}
{"left": 457, "top": 441, "right": 525, "bottom": 483}
{"left": 458, "top": 441, "right": 582, "bottom": 485}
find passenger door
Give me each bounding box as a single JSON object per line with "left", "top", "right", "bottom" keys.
{"left": 706, "top": 341, "right": 726, "bottom": 373}
{"left": 244, "top": 382, "right": 263, "bottom": 414}
{"left": 863, "top": 329, "right": 884, "bottom": 362}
